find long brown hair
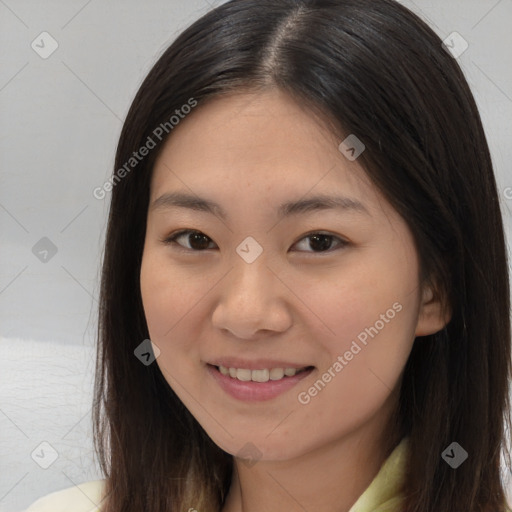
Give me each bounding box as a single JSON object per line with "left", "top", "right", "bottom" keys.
{"left": 92, "top": 1, "right": 512, "bottom": 510}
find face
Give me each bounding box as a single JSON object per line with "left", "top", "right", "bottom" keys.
{"left": 140, "top": 89, "right": 448, "bottom": 461}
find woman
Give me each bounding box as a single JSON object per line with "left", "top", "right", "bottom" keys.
{"left": 26, "top": 0, "right": 512, "bottom": 511}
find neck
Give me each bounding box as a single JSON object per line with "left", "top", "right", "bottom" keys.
{"left": 221, "top": 406, "right": 402, "bottom": 512}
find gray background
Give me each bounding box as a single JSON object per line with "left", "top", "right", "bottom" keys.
{"left": 0, "top": 0, "right": 511, "bottom": 511}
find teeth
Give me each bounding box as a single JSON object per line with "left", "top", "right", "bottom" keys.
{"left": 236, "top": 368, "right": 252, "bottom": 381}
{"left": 269, "top": 368, "right": 285, "bottom": 380}
{"left": 217, "top": 365, "right": 307, "bottom": 382}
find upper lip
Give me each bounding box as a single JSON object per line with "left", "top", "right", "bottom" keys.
{"left": 208, "top": 358, "right": 313, "bottom": 370}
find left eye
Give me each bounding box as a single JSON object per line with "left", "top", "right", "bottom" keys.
{"left": 162, "top": 229, "right": 349, "bottom": 253}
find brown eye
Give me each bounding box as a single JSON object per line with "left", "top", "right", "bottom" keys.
{"left": 293, "top": 232, "right": 348, "bottom": 253}
{"left": 164, "top": 230, "right": 215, "bottom": 251}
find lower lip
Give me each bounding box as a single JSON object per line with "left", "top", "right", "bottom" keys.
{"left": 206, "top": 364, "right": 314, "bottom": 402}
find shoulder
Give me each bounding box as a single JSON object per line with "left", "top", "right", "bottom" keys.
{"left": 24, "top": 479, "right": 107, "bottom": 512}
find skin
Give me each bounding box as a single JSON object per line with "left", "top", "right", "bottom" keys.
{"left": 139, "top": 89, "right": 451, "bottom": 512}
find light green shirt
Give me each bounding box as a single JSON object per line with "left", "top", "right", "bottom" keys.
{"left": 23, "top": 437, "right": 510, "bottom": 512}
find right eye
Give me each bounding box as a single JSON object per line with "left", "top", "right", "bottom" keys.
{"left": 162, "top": 229, "right": 216, "bottom": 252}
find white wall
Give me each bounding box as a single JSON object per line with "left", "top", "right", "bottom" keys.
{"left": 0, "top": 0, "right": 511, "bottom": 510}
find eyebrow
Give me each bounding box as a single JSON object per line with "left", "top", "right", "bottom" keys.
{"left": 149, "top": 191, "right": 371, "bottom": 220}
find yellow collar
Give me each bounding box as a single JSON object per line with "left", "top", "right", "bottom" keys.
{"left": 348, "top": 437, "right": 408, "bottom": 512}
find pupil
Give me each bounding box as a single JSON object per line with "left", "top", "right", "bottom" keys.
{"left": 310, "top": 234, "right": 331, "bottom": 251}
{"left": 190, "top": 233, "right": 210, "bottom": 250}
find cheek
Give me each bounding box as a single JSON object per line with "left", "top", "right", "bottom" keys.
{"left": 299, "top": 256, "right": 416, "bottom": 351}
{"left": 296, "top": 255, "right": 419, "bottom": 412}
{"left": 140, "top": 257, "right": 175, "bottom": 340}
{"left": 140, "top": 249, "right": 229, "bottom": 393}
{"left": 140, "top": 266, "right": 192, "bottom": 399}
{"left": 140, "top": 249, "right": 201, "bottom": 339}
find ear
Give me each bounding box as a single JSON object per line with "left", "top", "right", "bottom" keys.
{"left": 414, "top": 283, "right": 452, "bottom": 337}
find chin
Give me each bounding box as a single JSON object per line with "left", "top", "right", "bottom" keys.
{"left": 209, "top": 430, "right": 301, "bottom": 463}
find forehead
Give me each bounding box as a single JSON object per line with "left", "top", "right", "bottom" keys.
{"left": 149, "top": 90, "right": 392, "bottom": 222}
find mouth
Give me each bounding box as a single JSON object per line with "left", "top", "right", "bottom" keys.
{"left": 211, "top": 364, "right": 314, "bottom": 383}
{"left": 206, "top": 363, "right": 315, "bottom": 402}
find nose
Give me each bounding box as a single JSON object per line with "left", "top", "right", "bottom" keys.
{"left": 211, "top": 254, "right": 292, "bottom": 340}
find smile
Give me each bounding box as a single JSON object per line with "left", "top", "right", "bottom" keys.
{"left": 207, "top": 364, "right": 315, "bottom": 401}
{"left": 217, "top": 365, "right": 310, "bottom": 382}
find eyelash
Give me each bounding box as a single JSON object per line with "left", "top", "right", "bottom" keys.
{"left": 161, "top": 229, "right": 349, "bottom": 254}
